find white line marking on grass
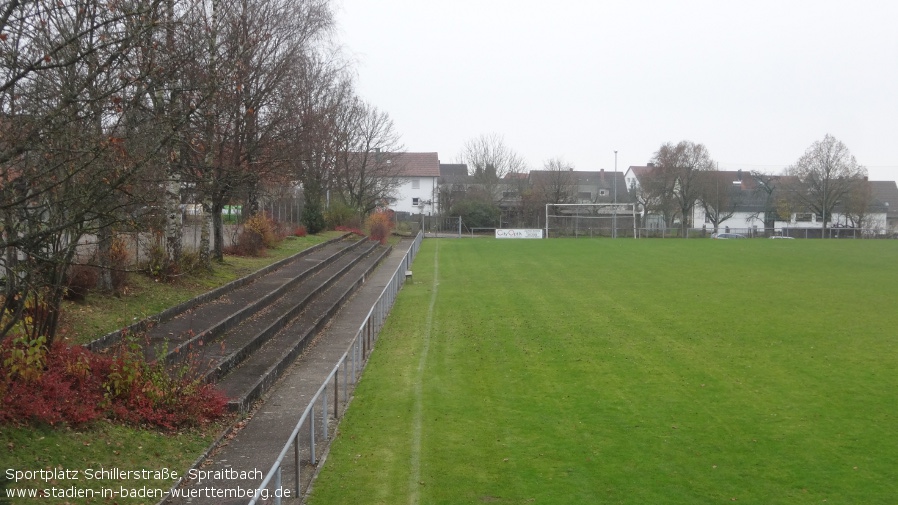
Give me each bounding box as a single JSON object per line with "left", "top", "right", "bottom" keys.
{"left": 408, "top": 240, "right": 439, "bottom": 505}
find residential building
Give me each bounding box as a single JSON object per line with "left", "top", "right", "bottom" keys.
{"left": 627, "top": 165, "right": 895, "bottom": 236}
{"left": 387, "top": 152, "right": 441, "bottom": 215}
{"left": 437, "top": 163, "right": 470, "bottom": 215}
{"left": 529, "top": 169, "right": 628, "bottom": 204}
{"left": 870, "top": 181, "right": 898, "bottom": 234}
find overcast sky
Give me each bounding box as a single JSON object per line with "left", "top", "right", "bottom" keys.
{"left": 336, "top": 1, "right": 898, "bottom": 181}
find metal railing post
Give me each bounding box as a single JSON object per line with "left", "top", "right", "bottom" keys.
{"left": 310, "top": 408, "right": 317, "bottom": 465}
{"left": 352, "top": 340, "right": 358, "bottom": 382}
{"left": 334, "top": 371, "right": 339, "bottom": 418}
{"left": 343, "top": 356, "right": 348, "bottom": 402}
{"left": 294, "top": 433, "right": 301, "bottom": 496}
{"left": 275, "top": 465, "right": 282, "bottom": 505}
{"left": 322, "top": 390, "right": 329, "bottom": 441}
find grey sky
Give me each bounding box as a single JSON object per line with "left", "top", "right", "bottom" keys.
{"left": 337, "top": 1, "right": 898, "bottom": 181}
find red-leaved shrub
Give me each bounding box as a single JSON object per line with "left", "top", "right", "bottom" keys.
{"left": 226, "top": 213, "right": 288, "bottom": 257}
{"left": 0, "top": 336, "right": 227, "bottom": 430}
{"left": 65, "top": 264, "right": 99, "bottom": 301}
{"left": 0, "top": 339, "right": 105, "bottom": 425}
{"left": 226, "top": 226, "right": 266, "bottom": 257}
{"left": 107, "top": 235, "right": 131, "bottom": 293}
{"left": 294, "top": 225, "right": 308, "bottom": 237}
{"left": 104, "top": 339, "right": 228, "bottom": 430}
{"left": 365, "top": 212, "right": 394, "bottom": 244}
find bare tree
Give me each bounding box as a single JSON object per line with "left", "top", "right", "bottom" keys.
{"left": 536, "top": 157, "right": 576, "bottom": 207}
{"left": 436, "top": 166, "right": 468, "bottom": 218}
{"left": 333, "top": 98, "right": 405, "bottom": 215}
{"left": 785, "top": 134, "right": 867, "bottom": 236}
{"left": 651, "top": 141, "right": 715, "bottom": 237}
{"left": 628, "top": 165, "right": 679, "bottom": 229}
{"left": 181, "top": 0, "right": 336, "bottom": 262}
{"left": 0, "top": 0, "right": 398, "bottom": 344}
{"left": 231, "top": 0, "right": 335, "bottom": 217}
{"left": 0, "top": 0, "right": 345, "bottom": 342}
{"left": 697, "top": 170, "right": 742, "bottom": 234}
{"left": 1, "top": 0, "right": 172, "bottom": 343}
{"left": 519, "top": 157, "right": 575, "bottom": 229}
{"left": 748, "top": 171, "right": 783, "bottom": 233}
{"left": 121, "top": 0, "right": 203, "bottom": 271}
{"left": 459, "top": 133, "right": 527, "bottom": 203}
{"left": 841, "top": 179, "right": 873, "bottom": 230}
{"left": 517, "top": 186, "right": 544, "bottom": 228}
{"left": 279, "top": 50, "right": 353, "bottom": 233}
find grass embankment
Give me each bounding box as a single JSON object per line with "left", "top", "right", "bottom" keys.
{"left": 1, "top": 232, "right": 340, "bottom": 504}
{"left": 309, "top": 238, "right": 898, "bottom": 505}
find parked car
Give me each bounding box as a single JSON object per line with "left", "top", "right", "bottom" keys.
{"left": 711, "top": 233, "right": 746, "bottom": 239}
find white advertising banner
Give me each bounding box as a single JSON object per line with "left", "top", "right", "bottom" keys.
{"left": 495, "top": 229, "right": 543, "bottom": 239}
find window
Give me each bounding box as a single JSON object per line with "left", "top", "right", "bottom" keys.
{"left": 412, "top": 179, "right": 420, "bottom": 189}
{"left": 412, "top": 197, "right": 420, "bottom": 206}
{"left": 599, "top": 189, "right": 608, "bottom": 197}
{"left": 577, "top": 192, "right": 592, "bottom": 200}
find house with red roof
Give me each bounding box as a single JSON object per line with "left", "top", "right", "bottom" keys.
{"left": 385, "top": 152, "right": 441, "bottom": 215}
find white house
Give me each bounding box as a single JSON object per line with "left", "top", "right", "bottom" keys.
{"left": 387, "top": 152, "right": 441, "bottom": 215}
{"left": 627, "top": 166, "right": 894, "bottom": 236}
{"left": 688, "top": 176, "right": 892, "bottom": 236}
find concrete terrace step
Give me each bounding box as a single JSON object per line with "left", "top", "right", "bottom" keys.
{"left": 183, "top": 240, "right": 382, "bottom": 386}
{"left": 85, "top": 234, "right": 354, "bottom": 353}
{"left": 217, "top": 243, "right": 390, "bottom": 411}
{"left": 137, "top": 237, "right": 369, "bottom": 363}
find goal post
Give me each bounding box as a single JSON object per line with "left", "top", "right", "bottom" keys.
{"left": 545, "top": 203, "right": 638, "bottom": 238}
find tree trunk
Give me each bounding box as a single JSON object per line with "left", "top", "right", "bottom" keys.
{"left": 96, "top": 224, "right": 113, "bottom": 292}
{"left": 165, "top": 157, "right": 183, "bottom": 267}
{"left": 212, "top": 201, "right": 225, "bottom": 262}
{"left": 200, "top": 197, "right": 213, "bottom": 269}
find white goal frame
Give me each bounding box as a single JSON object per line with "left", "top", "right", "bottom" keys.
{"left": 544, "top": 203, "right": 638, "bottom": 238}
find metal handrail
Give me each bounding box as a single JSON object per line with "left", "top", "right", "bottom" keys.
{"left": 248, "top": 231, "right": 423, "bottom": 505}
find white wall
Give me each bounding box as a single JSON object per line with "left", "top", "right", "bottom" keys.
{"left": 391, "top": 176, "right": 439, "bottom": 215}
{"left": 692, "top": 207, "right": 889, "bottom": 234}
{"left": 691, "top": 208, "right": 763, "bottom": 232}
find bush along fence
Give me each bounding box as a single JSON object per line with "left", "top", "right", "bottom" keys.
{"left": 246, "top": 231, "right": 423, "bottom": 505}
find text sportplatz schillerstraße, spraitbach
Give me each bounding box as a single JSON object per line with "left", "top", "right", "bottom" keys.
{"left": 3, "top": 466, "right": 293, "bottom": 500}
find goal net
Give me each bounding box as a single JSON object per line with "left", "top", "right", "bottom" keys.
{"left": 545, "top": 203, "right": 638, "bottom": 238}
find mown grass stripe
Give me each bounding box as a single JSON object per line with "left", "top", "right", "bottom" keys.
{"left": 408, "top": 240, "right": 439, "bottom": 505}
{"left": 309, "top": 239, "right": 898, "bottom": 505}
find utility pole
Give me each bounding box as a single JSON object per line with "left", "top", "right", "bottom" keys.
{"left": 613, "top": 150, "right": 618, "bottom": 238}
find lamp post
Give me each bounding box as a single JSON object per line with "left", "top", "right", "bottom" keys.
{"left": 613, "top": 150, "right": 618, "bottom": 238}
{"left": 821, "top": 174, "right": 827, "bottom": 239}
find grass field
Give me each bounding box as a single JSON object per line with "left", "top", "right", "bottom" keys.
{"left": 308, "top": 238, "right": 898, "bottom": 505}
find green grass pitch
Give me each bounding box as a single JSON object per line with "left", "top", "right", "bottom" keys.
{"left": 308, "top": 238, "right": 898, "bottom": 505}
